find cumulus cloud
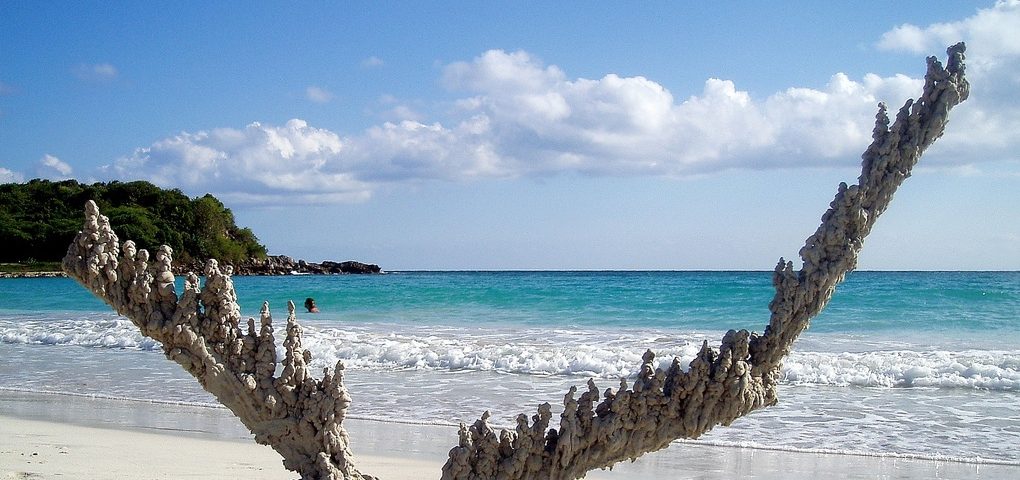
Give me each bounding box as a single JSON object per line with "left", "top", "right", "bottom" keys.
{"left": 877, "top": 1, "right": 1020, "bottom": 58}
{"left": 107, "top": 18, "right": 1014, "bottom": 205}
{"left": 305, "top": 86, "right": 334, "bottom": 103}
{"left": 435, "top": 49, "right": 915, "bottom": 175}
{"left": 36, "top": 154, "right": 74, "bottom": 179}
{"left": 74, "top": 63, "right": 119, "bottom": 82}
{"left": 0, "top": 167, "right": 25, "bottom": 184}
{"left": 105, "top": 119, "right": 372, "bottom": 204}
{"left": 876, "top": 0, "right": 1020, "bottom": 164}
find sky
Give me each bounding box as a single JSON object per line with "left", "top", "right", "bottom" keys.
{"left": 1, "top": 1, "right": 1018, "bottom": 270}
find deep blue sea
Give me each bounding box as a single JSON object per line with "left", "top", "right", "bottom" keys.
{"left": 1, "top": 271, "right": 1018, "bottom": 464}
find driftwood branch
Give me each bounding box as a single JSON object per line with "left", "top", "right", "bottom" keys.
{"left": 62, "top": 44, "right": 969, "bottom": 480}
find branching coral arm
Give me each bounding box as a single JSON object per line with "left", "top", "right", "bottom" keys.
{"left": 438, "top": 43, "right": 970, "bottom": 480}
{"left": 63, "top": 219, "right": 373, "bottom": 480}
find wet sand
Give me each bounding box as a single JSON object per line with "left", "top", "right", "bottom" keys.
{"left": 2, "top": 390, "right": 1016, "bottom": 479}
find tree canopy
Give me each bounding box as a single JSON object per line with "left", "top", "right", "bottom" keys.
{"left": 0, "top": 179, "right": 267, "bottom": 265}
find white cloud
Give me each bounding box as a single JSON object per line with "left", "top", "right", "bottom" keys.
{"left": 875, "top": 0, "right": 1020, "bottom": 165}
{"left": 758, "top": 72, "right": 923, "bottom": 167}
{"left": 877, "top": 1, "right": 1020, "bottom": 58}
{"left": 436, "top": 49, "right": 922, "bottom": 175}
{"left": 350, "top": 119, "right": 505, "bottom": 181}
{"left": 105, "top": 119, "right": 372, "bottom": 204}
{"left": 877, "top": 24, "right": 932, "bottom": 54}
{"left": 107, "top": 35, "right": 1004, "bottom": 205}
{"left": 362, "top": 56, "right": 385, "bottom": 68}
{"left": 36, "top": 154, "right": 73, "bottom": 179}
{"left": 74, "top": 63, "right": 119, "bottom": 82}
{"left": 305, "top": 86, "right": 334, "bottom": 104}
{"left": 0, "top": 167, "right": 25, "bottom": 184}
{"left": 444, "top": 50, "right": 565, "bottom": 93}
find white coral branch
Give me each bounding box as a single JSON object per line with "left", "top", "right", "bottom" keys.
{"left": 439, "top": 43, "right": 970, "bottom": 480}
{"left": 63, "top": 202, "right": 374, "bottom": 480}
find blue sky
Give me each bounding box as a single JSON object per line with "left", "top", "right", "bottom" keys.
{"left": 1, "top": 1, "right": 1017, "bottom": 270}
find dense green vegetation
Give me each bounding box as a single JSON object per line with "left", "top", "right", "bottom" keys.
{"left": 0, "top": 261, "right": 62, "bottom": 274}
{"left": 0, "top": 179, "right": 267, "bottom": 266}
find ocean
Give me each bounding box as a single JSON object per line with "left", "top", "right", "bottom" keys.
{"left": 1, "top": 271, "right": 1018, "bottom": 467}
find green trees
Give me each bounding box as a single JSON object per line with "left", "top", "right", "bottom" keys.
{"left": 189, "top": 194, "right": 267, "bottom": 264}
{"left": 0, "top": 179, "right": 267, "bottom": 265}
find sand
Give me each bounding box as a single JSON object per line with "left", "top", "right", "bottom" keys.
{"left": 1, "top": 390, "right": 1016, "bottom": 479}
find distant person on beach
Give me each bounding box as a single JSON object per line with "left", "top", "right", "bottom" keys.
{"left": 304, "top": 297, "right": 319, "bottom": 313}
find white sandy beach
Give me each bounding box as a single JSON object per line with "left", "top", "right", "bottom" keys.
{"left": 2, "top": 390, "right": 1016, "bottom": 480}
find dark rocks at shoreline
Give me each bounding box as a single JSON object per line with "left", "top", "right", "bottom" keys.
{"left": 0, "top": 271, "right": 66, "bottom": 278}
{"left": 3, "top": 256, "right": 382, "bottom": 278}
{"left": 173, "top": 255, "right": 382, "bottom": 276}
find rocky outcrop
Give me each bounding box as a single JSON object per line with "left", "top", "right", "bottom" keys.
{"left": 172, "top": 256, "right": 382, "bottom": 276}
{"left": 61, "top": 45, "right": 968, "bottom": 480}
{"left": 322, "top": 261, "right": 382, "bottom": 275}
{"left": 234, "top": 256, "right": 382, "bottom": 276}
{"left": 0, "top": 271, "right": 66, "bottom": 278}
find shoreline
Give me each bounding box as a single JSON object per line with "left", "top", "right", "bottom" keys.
{"left": 0, "top": 271, "right": 66, "bottom": 278}
{"left": 4, "top": 269, "right": 1018, "bottom": 279}
{"left": 2, "top": 390, "right": 1017, "bottom": 479}
{"left": 0, "top": 254, "right": 382, "bottom": 278}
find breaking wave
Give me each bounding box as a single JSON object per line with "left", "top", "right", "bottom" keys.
{"left": 3, "top": 315, "right": 1018, "bottom": 391}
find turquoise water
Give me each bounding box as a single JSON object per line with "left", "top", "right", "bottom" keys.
{"left": 1, "top": 271, "right": 1019, "bottom": 464}
{"left": 5, "top": 271, "right": 1017, "bottom": 334}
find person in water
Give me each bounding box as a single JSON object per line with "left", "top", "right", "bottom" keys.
{"left": 304, "top": 297, "right": 319, "bottom": 313}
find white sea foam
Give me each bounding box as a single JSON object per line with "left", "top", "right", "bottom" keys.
{"left": 3, "top": 337, "right": 1020, "bottom": 465}
{"left": 5, "top": 316, "right": 1017, "bottom": 392}
{"left": 0, "top": 314, "right": 159, "bottom": 350}
{"left": 673, "top": 438, "right": 1020, "bottom": 467}
{"left": 0, "top": 386, "right": 222, "bottom": 410}
{"left": 783, "top": 349, "right": 1020, "bottom": 390}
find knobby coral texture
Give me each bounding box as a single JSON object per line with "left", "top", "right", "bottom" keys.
{"left": 63, "top": 44, "right": 969, "bottom": 480}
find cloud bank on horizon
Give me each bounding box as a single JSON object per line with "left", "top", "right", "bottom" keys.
{"left": 19, "top": 2, "right": 1020, "bottom": 205}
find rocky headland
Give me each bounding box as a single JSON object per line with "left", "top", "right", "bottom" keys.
{"left": 0, "top": 271, "right": 67, "bottom": 279}
{"left": 1, "top": 255, "right": 381, "bottom": 278}
{"left": 225, "top": 255, "right": 383, "bottom": 276}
